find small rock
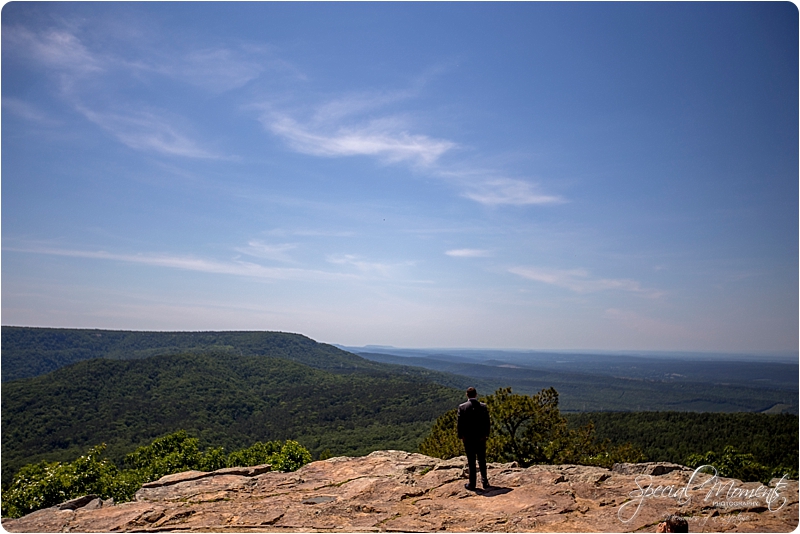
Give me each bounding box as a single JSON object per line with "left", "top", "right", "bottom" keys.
{"left": 611, "top": 462, "right": 688, "bottom": 476}
{"left": 57, "top": 495, "right": 101, "bottom": 511}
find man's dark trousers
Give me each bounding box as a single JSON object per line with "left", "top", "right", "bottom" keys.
{"left": 463, "top": 438, "right": 488, "bottom": 488}
{"left": 457, "top": 397, "right": 490, "bottom": 488}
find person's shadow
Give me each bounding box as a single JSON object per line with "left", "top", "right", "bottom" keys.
{"left": 476, "top": 486, "right": 512, "bottom": 497}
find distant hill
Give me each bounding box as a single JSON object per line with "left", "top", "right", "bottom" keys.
{"left": 0, "top": 327, "right": 398, "bottom": 382}
{"left": 1, "top": 350, "right": 462, "bottom": 487}
{"left": 7, "top": 327, "right": 795, "bottom": 412}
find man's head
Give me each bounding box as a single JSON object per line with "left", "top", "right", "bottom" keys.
{"left": 466, "top": 387, "right": 477, "bottom": 399}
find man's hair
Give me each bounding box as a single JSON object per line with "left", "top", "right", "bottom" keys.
{"left": 664, "top": 515, "right": 688, "bottom": 533}
{"left": 466, "top": 387, "right": 477, "bottom": 398}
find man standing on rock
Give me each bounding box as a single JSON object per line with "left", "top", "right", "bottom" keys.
{"left": 457, "top": 387, "right": 491, "bottom": 491}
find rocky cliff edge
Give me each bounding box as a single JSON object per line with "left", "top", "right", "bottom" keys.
{"left": 3, "top": 451, "right": 797, "bottom": 532}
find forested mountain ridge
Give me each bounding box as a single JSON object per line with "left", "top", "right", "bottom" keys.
{"left": 5, "top": 327, "right": 795, "bottom": 413}
{"left": 1, "top": 350, "right": 462, "bottom": 487}
{"left": 1, "top": 326, "right": 388, "bottom": 382}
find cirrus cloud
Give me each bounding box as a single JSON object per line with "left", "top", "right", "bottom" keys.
{"left": 3, "top": 25, "right": 102, "bottom": 75}
{"left": 327, "top": 253, "right": 415, "bottom": 278}
{"left": 445, "top": 248, "right": 491, "bottom": 258}
{"left": 461, "top": 178, "right": 564, "bottom": 206}
{"left": 77, "top": 106, "right": 224, "bottom": 159}
{"left": 235, "top": 240, "right": 297, "bottom": 263}
{"left": 265, "top": 114, "right": 455, "bottom": 167}
{"left": 6, "top": 245, "right": 357, "bottom": 282}
{"left": 509, "top": 266, "right": 663, "bottom": 297}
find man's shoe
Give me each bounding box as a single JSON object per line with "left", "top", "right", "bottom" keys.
{"left": 464, "top": 484, "right": 476, "bottom": 491}
{"left": 482, "top": 478, "right": 491, "bottom": 489}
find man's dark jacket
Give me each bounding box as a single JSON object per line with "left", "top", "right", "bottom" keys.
{"left": 457, "top": 398, "right": 490, "bottom": 440}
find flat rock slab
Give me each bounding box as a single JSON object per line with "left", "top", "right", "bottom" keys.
{"left": 4, "top": 451, "right": 798, "bottom": 532}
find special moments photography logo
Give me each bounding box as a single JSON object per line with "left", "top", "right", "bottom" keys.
{"left": 617, "top": 465, "right": 790, "bottom": 524}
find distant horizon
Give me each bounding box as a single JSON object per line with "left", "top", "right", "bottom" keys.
{"left": 337, "top": 344, "right": 799, "bottom": 362}
{"left": 2, "top": 324, "right": 796, "bottom": 362}
{"left": 3, "top": 3, "right": 797, "bottom": 353}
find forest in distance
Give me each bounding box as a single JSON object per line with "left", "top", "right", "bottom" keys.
{"left": 2, "top": 326, "right": 797, "bottom": 492}
{"left": 349, "top": 348, "right": 798, "bottom": 413}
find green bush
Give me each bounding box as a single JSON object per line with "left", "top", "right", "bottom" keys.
{"left": 199, "top": 447, "right": 228, "bottom": 472}
{"left": 686, "top": 445, "right": 798, "bottom": 484}
{"left": 272, "top": 440, "right": 312, "bottom": 472}
{"left": 2, "top": 431, "right": 312, "bottom": 519}
{"left": 1, "top": 445, "right": 119, "bottom": 518}
{"left": 226, "top": 441, "right": 282, "bottom": 468}
{"left": 123, "top": 430, "right": 202, "bottom": 480}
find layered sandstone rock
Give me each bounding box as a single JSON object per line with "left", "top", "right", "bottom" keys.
{"left": 4, "top": 451, "right": 797, "bottom": 532}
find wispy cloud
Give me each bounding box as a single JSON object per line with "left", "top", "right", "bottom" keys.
{"left": 310, "top": 89, "right": 415, "bottom": 123}
{"left": 265, "top": 114, "right": 455, "bottom": 167}
{"left": 9, "top": 20, "right": 562, "bottom": 207}
{"left": 5, "top": 23, "right": 256, "bottom": 158}
{"left": 266, "top": 103, "right": 563, "bottom": 203}
{"left": 77, "top": 106, "right": 223, "bottom": 159}
{"left": 129, "top": 46, "right": 266, "bottom": 93}
{"left": 460, "top": 178, "right": 564, "bottom": 206}
{"left": 258, "top": 80, "right": 565, "bottom": 206}
{"left": 235, "top": 240, "right": 297, "bottom": 263}
{"left": 7, "top": 21, "right": 268, "bottom": 94}
{"left": 6, "top": 246, "right": 357, "bottom": 282}
{"left": 173, "top": 48, "right": 263, "bottom": 92}
{"left": 445, "top": 248, "right": 491, "bottom": 258}
{"left": 3, "top": 26, "right": 102, "bottom": 75}
{"left": 2, "top": 98, "right": 60, "bottom": 125}
{"left": 327, "top": 254, "right": 413, "bottom": 277}
{"left": 256, "top": 82, "right": 456, "bottom": 167}
{"left": 267, "top": 228, "right": 355, "bottom": 238}
{"left": 509, "top": 266, "right": 662, "bottom": 297}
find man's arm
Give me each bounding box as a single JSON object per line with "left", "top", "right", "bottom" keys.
{"left": 482, "top": 405, "right": 491, "bottom": 438}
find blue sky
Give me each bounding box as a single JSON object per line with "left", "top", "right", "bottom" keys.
{"left": 2, "top": 2, "right": 797, "bottom": 353}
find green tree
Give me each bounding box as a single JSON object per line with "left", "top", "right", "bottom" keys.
{"left": 418, "top": 409, "right": 462, "bottom": 459}
{"left": 420, "top": 387, "right": 644, "bottom": 468}
{"left": 486, "top": 387, "right": 568, "bottom": 465}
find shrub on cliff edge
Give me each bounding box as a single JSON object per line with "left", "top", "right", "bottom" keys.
{"left": 2, "top": 431, "right": 312, "bottom": 519}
